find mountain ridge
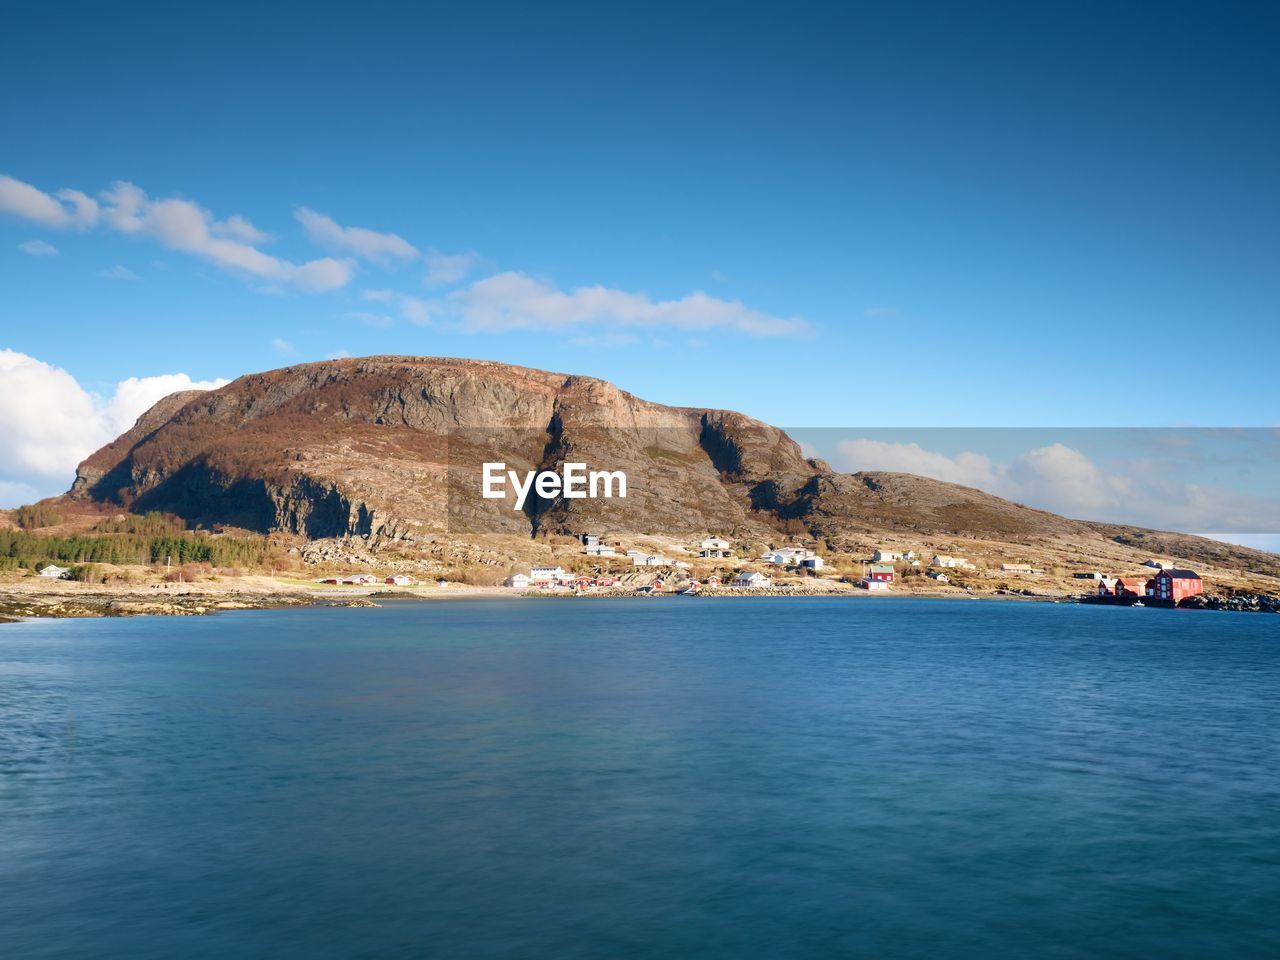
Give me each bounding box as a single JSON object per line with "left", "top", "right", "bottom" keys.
{"left": 51, "top": 355, "right": 1280, "bottom": 580}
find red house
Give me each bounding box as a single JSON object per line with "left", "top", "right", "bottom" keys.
{"left": 1113, "top": 577, "right": 1147, "bottom": 598}
{"left": 868, "top": 563, "right": 895, "bottom": 582}
{"left": 1147, "top": 569, "right": 1203, "bottom": 603}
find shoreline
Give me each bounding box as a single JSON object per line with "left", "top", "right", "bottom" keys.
{"left": 2, "top": 578, "right": 1273, "bottom": 624}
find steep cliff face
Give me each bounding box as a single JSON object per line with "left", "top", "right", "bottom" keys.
{"left": 67, "top": 355, "right": 1082, "bottom": 543}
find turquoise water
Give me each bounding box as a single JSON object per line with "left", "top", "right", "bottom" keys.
{"left": 1, "top": 598, "right": 1278, "bottom": 959}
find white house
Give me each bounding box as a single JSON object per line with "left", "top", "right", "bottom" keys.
{"left": 800, "top": 556, "right": 824, "bottom": 571}
{"left": 530, "top": 565, "right": 569, "bottom": 583}
{"left": 873, "top": 549, "right": 902, "bottom": 562}
{"left": 505, "top": 573, "right": 531, "bottom": 589}
{"left": 632, "top": 554, "right": 671, "bottom": 567}
{"left": 584, "top": 544, "right": 616, "bottom": 557}
{"left": 732, "top": 571, "right": 772, "bottom": 588}
{"left": 580, "top": 534, "right": 600, "bottom": 547}
{"left": 1142, "top": 559, "right": 1172, "bottom": 569}
{"left": 931, "top": 555, "right": 971, "bottom": 569}
{"left": 759, "top": 547, "right": 812, "bottom": 565}
{"left": 384, "top": 574, "right": 415, "bottom": 586}
{"left": 927, "top": 571, "right": 950, "bottom": 582}
{"left": 699, "top": 547, "right": 734, "bottom": 559}
{"left": 699, "top": 537, "right": 732, "bottom": 551}
{"left": 37, "top": 564, "right": 69, "bottom": 579}
{"left": 859, "top": 577, "right": 890, "bottom": 591}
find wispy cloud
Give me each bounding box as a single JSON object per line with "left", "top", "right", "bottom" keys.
{"left": 3, "top": 174, "right": 807, "bottom": 335}
{"left": 295, "top": 207, "right": 419, "bottom": 265}
{"left": 440, "top": 272, "right": 807, "bottom": 337}
{"left": 100, "top": 265, "right": 140, "bottom": 281}
{"left": 356, "top": 291, "right": 430, "bottom": 325}
{"left": 863, "top": 306, "right": 898, "bottom": 318}
{"left": 212, "top": 214, "right": 271, "bottom": 244}
{"left": 103, "top": 182, "right": 352, "bottom": 292}
{"left": 271, "top": 337, "right": 295, "bottom": 355}
{"left": 424, "top": 248, "right": 482, "bottom": 286}
{"left": 18, "top": 239, "right": 58, "bottom": 256}
{"left": 0, "top": 174, "right": 98, "bottom": 230}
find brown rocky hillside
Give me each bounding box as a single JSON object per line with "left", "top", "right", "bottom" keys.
{"left": 58, "top": 355, "right": 1279, "bottom": 579}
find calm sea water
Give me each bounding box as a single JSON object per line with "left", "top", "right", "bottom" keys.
{"left": 1, "top": 598, "right": 1277, "bottom": 959}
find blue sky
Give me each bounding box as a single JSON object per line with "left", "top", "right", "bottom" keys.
{"left": 2, "top": 1, "right": 1279, "bottom": 538}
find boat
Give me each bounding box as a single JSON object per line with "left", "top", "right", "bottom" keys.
{"left": 1132, "top": 600, "right": 1145, "bottom": 607}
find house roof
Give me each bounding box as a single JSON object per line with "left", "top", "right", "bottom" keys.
{"left": 1159, "top": 569, "right": 1201, "bottom": 580}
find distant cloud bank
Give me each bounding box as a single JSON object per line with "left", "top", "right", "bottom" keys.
{"left": 831, "top": 435, "right": 1280, "bottom": 539}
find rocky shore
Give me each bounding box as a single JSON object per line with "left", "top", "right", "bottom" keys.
{"left": 3, "top": 579, "right": 1276, "bottom": 624}
{"left": 0, "top": 589, "right": 317, "bottom": 623}
{"left": 1181, "top": 594, "right": 1280, "bottom": 614}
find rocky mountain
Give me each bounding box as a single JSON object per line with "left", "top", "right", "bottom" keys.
{"left": 61, "top": 356, "right": 1279, "bottom": 578}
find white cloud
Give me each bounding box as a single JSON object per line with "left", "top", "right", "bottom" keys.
{"left": 295, "top": 207, "right": 418, "bottom": 264}
{"left": 0, "top": 174, "right": 98, "bottom": 229}
{"left": 100, "top": 264, "right": 140, "bottom": 281}
{"left": 356, "top": 289, "right": 433, "bottom": 325}
{"left": 863, "top": 306, "right": 898, "bottom": 318}
{"left": 100, "top": 181, "right": 353, "bottom": 291}
{"left": 399, "top": 295, "right": 432, "bottom": 325}
{"left": 4, "top": 175, "right": 803, "bottom": 334}
{"left": 423, "top": 248, "right": 481, "bottom": 286}
{"left": 442, "top": 272, "right": 807, "bottom": 337}
{"left": 18, "top": 239, "right": 58, "bottom": 256}
{"left": 0, "top": 349, "right": 227, "bottom": 507}
{"left": 326, "top": 349, "right": 353, "bottom": 360}
{"left": 212, "top": 214, "right": 271, "bottom": 244}
{"left": 271, "top": 337, "right": 295, "bottom": 355}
